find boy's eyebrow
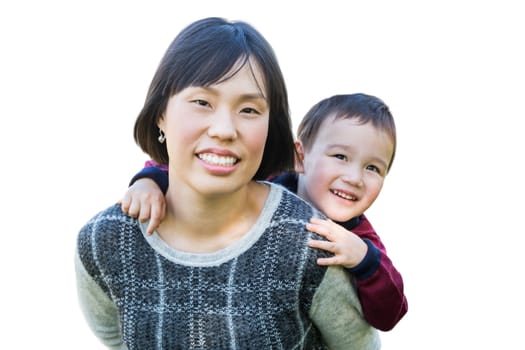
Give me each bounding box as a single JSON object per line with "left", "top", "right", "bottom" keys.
{"left": 369, "top": 157, "right": 389, "bottom": 170}
{"left": 326, "top": 143, "right": 351, "bottom": 151}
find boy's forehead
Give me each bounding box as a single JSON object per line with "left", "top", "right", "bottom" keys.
{"left": 316, "top": 115, "right": 390, "bottom": 146}
{"left": 318, "top": 113, "right": 358, "bottom": 133}
{"left": 317, "top": 118, "right": 393, "bottom": 162}
{"left": 303, "top": 113, "right": 343, "bottom": 146}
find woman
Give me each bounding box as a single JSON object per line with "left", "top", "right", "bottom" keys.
{"left": 75, "top": 17, "right": 379, "bottom": 349}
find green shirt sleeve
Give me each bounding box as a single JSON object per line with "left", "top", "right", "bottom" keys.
{"left": 75, "top": 251, "right": 127, "bottom": 350}
{"left": 309, "top": 266, "right": 381, "bottom": 350}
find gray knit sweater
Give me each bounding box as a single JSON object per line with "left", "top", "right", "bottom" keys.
{"left": 76, "top": 183, "right": 380, "bottom": 350}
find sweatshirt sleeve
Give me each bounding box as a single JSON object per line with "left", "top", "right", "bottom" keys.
{"left": 309, "top": 266, "right": 381, "bottom": 350}
{"left": 349, "top": 214, "right": 408, "bottom": 331}
{"left": 128, "top": 162, "right": 169, "bottom": 195}
{"left": 75, "top": 251, "right": 127, "bottom": 350}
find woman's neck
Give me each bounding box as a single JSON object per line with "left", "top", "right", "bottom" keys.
{"left": 156, "top": 181, "right": 269, "bottom": 253}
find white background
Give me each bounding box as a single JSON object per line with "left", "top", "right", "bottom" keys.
{"left": 1, "top": 1, "right": 524, "bottom": 349}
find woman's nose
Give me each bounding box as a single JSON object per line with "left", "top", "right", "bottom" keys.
{"left": 207, "top": 109, "right": 237, "bottom": 141}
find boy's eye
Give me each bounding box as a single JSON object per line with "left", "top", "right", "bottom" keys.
{"left": 366, "top": 165, "right": 381, "bottom": 174}
{"left": 334, "top": 154, "right": 347, "bottom": 161}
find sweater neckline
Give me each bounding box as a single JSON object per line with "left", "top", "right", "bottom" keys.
{"left": 139, "top": 182, "right": 281, "bottom": 266}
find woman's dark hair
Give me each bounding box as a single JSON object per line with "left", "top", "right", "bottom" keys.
{"left": 134, "top": 17, "right": 294, "bottom": 180}
{"left": 297, "top": 93, "right": 397, "bottom": 171}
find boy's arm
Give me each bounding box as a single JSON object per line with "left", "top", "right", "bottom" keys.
{"left": 128, "top": 163, "right": 169, "bottom": 195}
{"left": 347, "top": 215, "right": 408, "bottom": 331}
{"left": 307, "top": 215, "right": 408, "bottom": 331}
{"left": 120, "top": 162, "right": 169, "bottom": 235}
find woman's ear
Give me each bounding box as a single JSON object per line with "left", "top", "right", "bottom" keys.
{"left": 294, "top": 141, "right": 305, "bottom": 173}
{"left": 157, "top": 114, "right": 165, "bottom": 130}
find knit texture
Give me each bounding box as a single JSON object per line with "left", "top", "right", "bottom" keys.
{"left": 77, "top": 184, "right": 334, "bottom": 349}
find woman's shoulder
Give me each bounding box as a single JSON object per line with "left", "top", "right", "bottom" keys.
{"left": 77, "top": 204, "right": 139, "bottom": 248}
{"left": 82, "top": 203, "right": 133, "bottom": 227}
{"left": 266, "top": 182, "right": 325, "bottom": 220}
{"left": 77, "top": 204, "right": 142, "bottom": 273}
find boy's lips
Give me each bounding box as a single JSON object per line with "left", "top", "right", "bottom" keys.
{"left": 330, "top": 189, "right": 357, "bottom": 201}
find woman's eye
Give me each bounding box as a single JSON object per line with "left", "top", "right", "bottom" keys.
{"left": 193, "top": 99, "right": 210, "bottom": 107}
{"left": 240, "top": 107, "right": 260, "bottom": 115}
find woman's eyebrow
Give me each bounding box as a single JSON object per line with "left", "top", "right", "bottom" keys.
{"left": 197, "top": 86, "right": 267, "bottom": 101}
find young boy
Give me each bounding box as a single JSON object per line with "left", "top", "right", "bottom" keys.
{"left": 121, "top": 93, "right": 407, "bottom": 331}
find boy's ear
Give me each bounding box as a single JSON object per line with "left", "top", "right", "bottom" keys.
{"left": 294, "top": 141, "right": 305, "bottom": 173}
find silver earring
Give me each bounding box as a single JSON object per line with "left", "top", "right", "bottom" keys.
{"left": 158, "top": 129, "right": 165, "bottom": 143}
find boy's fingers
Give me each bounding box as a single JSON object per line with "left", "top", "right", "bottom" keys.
{"left": 138, "top": 205, "right": 151, "bottom": 223}
{"left": 308, "top": 239, "right": 336, "bottom": 253}
{"left": 151, "top": 202, "right": 166, "bottom": 220}
{"left": 127, "top": 200, "right": 140, "bottom": 218}
{"left": 306, "top": 224, "right": 334, "bottom": 241}
{"left": 316, "top": 257, "right": 339, "bottom": 266}
{"left": 120, "top": 196, "right": 130, "bottom": 213}
{"left": 307, "top": 238, "right": 322, "bottom": 248}
{"left": 146, "top": 202, "right": 166, "bottom": 235}
{"left": 306, "top": 223, "right": 324, "bottom": 234}
{"left": 147, "top": 220, "right": 159, "bottom": 235}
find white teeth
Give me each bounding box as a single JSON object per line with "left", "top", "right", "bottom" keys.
{"left": 332, "top": 190, "right": 356, "bottom": 201}
{"left": 198, "top": 153, "right": 237, "bottom": 166}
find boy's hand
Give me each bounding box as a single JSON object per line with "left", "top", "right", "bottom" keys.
{"left": 306, "top": 217, "right": 368, "bottom": 268}
{"left": 119, "top": 178, "right": 166, "bottom": 235}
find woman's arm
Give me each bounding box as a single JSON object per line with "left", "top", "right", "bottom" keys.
{"left": 309, "top": 266, "right": 381, "bottom": 350}
{"left": 75, "top": 252, "right": 126, "bottom": 350}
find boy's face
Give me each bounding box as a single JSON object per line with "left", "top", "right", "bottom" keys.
{"left": 295, "top": 115, "right": 394, "bottom": 222}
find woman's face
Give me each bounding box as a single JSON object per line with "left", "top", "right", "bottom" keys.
{"left": 158, "top": 61, "right": 269, "bottom": 198}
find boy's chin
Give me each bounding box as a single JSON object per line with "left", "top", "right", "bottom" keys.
{"left": 322, "top": 209, "right": 359, "bottom": 223}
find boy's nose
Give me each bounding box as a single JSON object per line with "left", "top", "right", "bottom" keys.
{"left": 342, "top": 166, "right": 364, "bottom": 187}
